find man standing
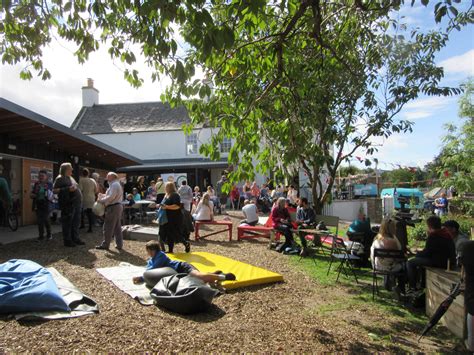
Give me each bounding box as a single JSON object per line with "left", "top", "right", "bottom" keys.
{"left": 295, "top": 197, "right": 316, "bottom": 257}
{"left": 31, "top": 170, "right": 53, "bottom": 241}
{"left": 434, "top": 192, "right": 448, "bottom": 217}
{"left": 177, "top": 180, "right": 193, "bottom": 212}
{"left": 53, "top": 162, "right": 84, "bottom": 247}
{"left": 79, "top": 168, "right": 98, "bottom": 233}
{"left": 216, "top": 174, "right": 227, "bottom": 214}
{"left": 0, "top": 176, "right": 12, "bottom": 219}
{"left": 96, "top": 172, "right": 124, "bottom": 251}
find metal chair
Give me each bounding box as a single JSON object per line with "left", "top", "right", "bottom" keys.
{"left": 326, "top": 236, "right": 361, "bottom": 283}
{"left": 371, "top": 248, "right": 406, "bottom": 300}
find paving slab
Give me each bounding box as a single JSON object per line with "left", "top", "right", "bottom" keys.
{"left": 0, "top": 224, "right": 61, "bottom": 245}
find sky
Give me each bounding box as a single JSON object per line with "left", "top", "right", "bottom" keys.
{"left": 0, "top": 3, "right": 473, "bottom": 171}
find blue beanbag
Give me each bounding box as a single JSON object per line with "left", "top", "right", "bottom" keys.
{"left": 0, "top": 259, "right": 70, "bottom": 313}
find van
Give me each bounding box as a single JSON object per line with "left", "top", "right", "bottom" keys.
{"left": 380, "top": 187, "right": 424, "bottom": 210}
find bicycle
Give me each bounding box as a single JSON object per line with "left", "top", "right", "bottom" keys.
{"left": 1, "top": 200, "right": 19, "bottom": 232}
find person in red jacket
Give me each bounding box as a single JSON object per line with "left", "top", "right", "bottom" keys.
{"left": 271, "top": 197, "right": 294, "bottom": 252}
{"left": 406, "top": 215, "right": 456, "bottom": 292}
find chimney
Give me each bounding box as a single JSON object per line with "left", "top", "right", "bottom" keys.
{"left": 81, "top": 78, "right": 99, "bottom": 107}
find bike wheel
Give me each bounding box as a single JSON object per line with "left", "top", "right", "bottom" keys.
{"left": 8, "top": 213, "right": 18, "bottom": 231}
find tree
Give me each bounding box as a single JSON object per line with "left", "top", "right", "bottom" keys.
{"left": 1, "top": 1, "right": 472, "bottom": 212}
{"left": 437, "top": 77, "right": 474, "bottom": 194}
{"left": 382, "top": 168, "right": 423, "bottom": 187}
{"left": 338, "top": 166, "right": 363, "bottom": 178}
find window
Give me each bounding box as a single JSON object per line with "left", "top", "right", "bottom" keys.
{"left": 186, "top": 133, "right": 198, "bottom": 155}
{"left": 220, "top": 137, "right": 232, "bottom": 153}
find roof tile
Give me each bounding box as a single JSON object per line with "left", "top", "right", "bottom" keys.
{"left": 72, "top": 102, "right": 193, "bottom": 134}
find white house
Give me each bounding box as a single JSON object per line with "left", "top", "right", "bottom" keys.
{"left": 71, "top": 79, "right": 266, "bottom": 188}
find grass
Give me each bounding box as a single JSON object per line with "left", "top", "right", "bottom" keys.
{"left": 287, "top": 249, "right": 465, "bottom": 351}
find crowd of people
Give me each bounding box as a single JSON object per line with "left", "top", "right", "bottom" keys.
{"left": 5, "top": 163, "right": 472, "bottom": 349}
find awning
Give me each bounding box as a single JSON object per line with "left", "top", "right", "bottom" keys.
{"left": 118, "top": 158, "right": 229, "bottom": 173}
{"left": 0, "top": 98, "right": 142, "bottom": 168}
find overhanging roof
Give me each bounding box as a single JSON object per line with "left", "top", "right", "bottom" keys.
{"left": 117, "top": 158, "right": 229, "bottom": 173}
{"left": 0, "top": 98, "right": 142, "bottom": 168}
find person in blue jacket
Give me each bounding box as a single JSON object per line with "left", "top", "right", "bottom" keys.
{"left": 133, "top": 240, "right": 236, "bottom": 286}
{"left": 347, "top": 211, "right": 376, "bottom": 264}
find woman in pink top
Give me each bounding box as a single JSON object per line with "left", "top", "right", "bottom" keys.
{"left": 271, "top": 197, "right": 294, "bottom": 252}
{"left": 251, "top": 181, "right": 260, "bottom": 199}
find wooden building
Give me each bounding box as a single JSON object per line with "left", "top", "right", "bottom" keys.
{"left": 0, "top": 98, "right": 141, "bottom": 226}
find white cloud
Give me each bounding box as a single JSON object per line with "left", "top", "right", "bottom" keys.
{"left": 0, "top": 37, "right": 172, "bottom": 127}
{"left": 439, "top": 49, "right": 474, "bottom": 77}
{"left": 404, "top": 111, "right": 431, "bottom": 120}
{"left": 403, "top": 96, "right": 454, "bottom": 120}
{"left": 391, "top": 4, "right": 425, "bottom": 26}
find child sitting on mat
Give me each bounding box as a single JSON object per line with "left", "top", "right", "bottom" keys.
{"left": 132, "top": 240, "right": 236, "bottom": 286}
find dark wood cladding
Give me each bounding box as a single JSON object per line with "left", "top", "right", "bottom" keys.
{"left": 0, "top": 102, "right": 141, "bottom": 169}
{"left": 0, "top": 131, "right": 106, "bottom": 170}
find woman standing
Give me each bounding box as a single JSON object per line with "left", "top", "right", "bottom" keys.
{"left": 159, "top": 182, "right": 188, "bottom": 253}
{"left": 287, "top": 185, "right": 298, "bottom": 206}
{"left": 79, "top": 168, "right": 98, "bottom": 233}
{"left": 53, "top": 163, "right": 84, "bottom": 247}
{"left": 155, "top": 177, "right": 166, "bottom": 204}
{"left": 146, "top": 180, "right": 157, "bottom": 200}
{"left": 135, "top": 176, "right": 147, "bottom": 199}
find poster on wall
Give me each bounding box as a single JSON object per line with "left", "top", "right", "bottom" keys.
{"left": 161, "top": 173, "right": 188, "bottom": 186}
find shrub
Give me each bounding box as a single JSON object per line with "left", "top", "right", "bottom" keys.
{"left": 407, "top": 215, "right": 474, "bottom": 242}
{"left": 449, "top": 198, "right": 474, "bottom": 217}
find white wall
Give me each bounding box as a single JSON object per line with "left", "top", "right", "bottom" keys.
{"left": 323, "top": 200, "right": 368, "bottom": 222}
{"left": 88, "top": 127, "right": 227, "bottom": 161}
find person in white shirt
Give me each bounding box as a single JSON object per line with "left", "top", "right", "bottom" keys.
{"left": 287, "top": 185, "right": 298, "bottom": 206}
{"left": 192, "top": 193, "right": 214, "bottom": 221}
{"left": 177, "top": 180, "right": 193, "bottom": 212}
{"left": 240, "top": 199, "right": 259, "bottom": 226}
{"left": 96, "top": 172, "right": 124, "bottom": 251}
{"left": 370, "top": 219, "right": 405, "bottom": 294}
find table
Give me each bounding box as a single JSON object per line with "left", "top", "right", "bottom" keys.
{"left": 290, "top": 228, "right": 334, "bottom": 244}
{"left": 123, "top": 200, "right": 155, "bottom": 224}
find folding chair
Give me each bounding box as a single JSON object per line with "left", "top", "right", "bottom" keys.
{"left": 326, "top": 236, "right": 360, "bottom": 283}
{"left": 372, "top": 249, "right": 406, "bottom": 300}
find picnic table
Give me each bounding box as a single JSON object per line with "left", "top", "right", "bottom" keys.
{"left": 290, "top": 228, "right": 334, "bottom": 247}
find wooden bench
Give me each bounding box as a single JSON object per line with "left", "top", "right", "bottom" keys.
{"left": 194, "top": 220, "right": 233, "bottom": 241}
{"left": 238, "top": 216, "right": 279, "bottom": 243}
{"left": 237, "top": 225, "right": 275, "bottom": 241}
{"left": 426, "top": 267, "right": 465, "bottom": 339}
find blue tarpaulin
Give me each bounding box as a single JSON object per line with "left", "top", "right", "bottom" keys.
{"left": 0, "top": 259, "right": 70, "bottom": 313}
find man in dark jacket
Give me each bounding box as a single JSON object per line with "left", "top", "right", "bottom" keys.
{"left": 296, "top": 198, "right": 316, "bottom": 257}
{"left": 407, "top": 216, "right": 456, "bottom": 291}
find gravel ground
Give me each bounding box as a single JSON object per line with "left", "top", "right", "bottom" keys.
{"left": 0, "top": 213, "right": 464, "bottom": 353}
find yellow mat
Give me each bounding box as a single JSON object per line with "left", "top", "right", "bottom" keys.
{"left": 168, "top": 252, "right": 283, "bottom": 290}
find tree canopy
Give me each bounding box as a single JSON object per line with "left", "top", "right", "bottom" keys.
{"left": 1, "top": 0, "right": 473, "bottom": 210}
{"left": 437, "top": 77, "right": 474, "bottom": 194}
